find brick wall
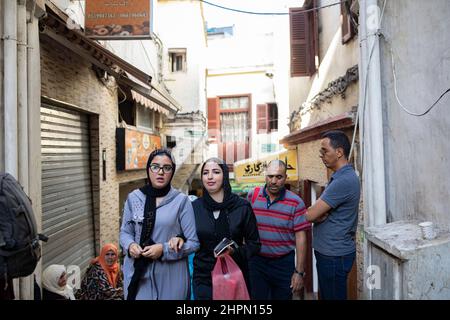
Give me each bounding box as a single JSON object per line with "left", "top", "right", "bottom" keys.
{"left": 40, "top": 37, "right": 148, "bottom": 254}
{"left": 297, "top": 140, "right": 328, "bottom": 186}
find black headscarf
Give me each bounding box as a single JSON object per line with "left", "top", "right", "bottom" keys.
{"left": 201, "top": 157, "right": 239, "bottom": 211}
{"left": 128, "top": 148, "right": 175, "bottom": 300}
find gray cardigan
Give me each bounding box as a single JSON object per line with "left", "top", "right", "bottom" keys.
{"left": 119, "top": 187, "right": 199, "bottom": 300}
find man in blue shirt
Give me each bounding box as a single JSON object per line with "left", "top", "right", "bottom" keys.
{"left": 306, "top": 130, "right": 360, "bottom": 300}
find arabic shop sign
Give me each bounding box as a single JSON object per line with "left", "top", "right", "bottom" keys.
{"left": 234, "top": 149, "right": 298, "bottom": 183}
{"left": 85, "top": 0, "right": 153, "bottom": 39}
{"left": 116, "top": 128, "right": 161, "bottom": 171}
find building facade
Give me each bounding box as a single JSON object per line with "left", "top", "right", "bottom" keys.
{"left": 205, "top": 13, "right": 291, "bottom": 180}
{"left": 156, "top": 0, "right": 208, "bottom": 194}
{"left": 1, "top": 0, "right": 186, "bottom": 298}
{"left": 281, "top": 0, "right": 360, "bottom": 299}
{"left": 359, "top": 0, "right": 450, "bottom": 299}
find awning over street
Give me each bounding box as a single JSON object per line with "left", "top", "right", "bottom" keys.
{"left": 131, "top": 90, "right": 170, "bottom": 116}
{"left": 233, "top": 149, "right": 298, "bottom": 184}
{"left": 125, "top": 71, "right": 181, "bottom": 115}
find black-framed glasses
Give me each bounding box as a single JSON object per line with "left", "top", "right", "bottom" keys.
{"left": 149, "top": 164, "right": 173, "bottom": 174}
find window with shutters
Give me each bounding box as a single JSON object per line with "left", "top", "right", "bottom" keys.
{"left": 208, "top": 95, "right": 251, "bottom": 167}
{"left": 208, "top": 96, "right": 251, "bottom": 142}
{"left": 290, "top": 2, "right": 319, "bottom": 77}
{"left": 257, "top": 103, "right": 278, "bottom": 133}
{"left": 218, "top": 96, "right": 250, "bottom": 143}
{"left": 169, "top": 48, "right": 187, "bottom": 72}
{"left": 341, "top": 0, "right": 356, "bottom": 44}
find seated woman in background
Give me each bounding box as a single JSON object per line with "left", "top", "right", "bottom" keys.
{"left": 42, "top": 265, "right": 75, "bottom": 300}
{"left": 76, "top": 243, "right": 123, "bottom": 300}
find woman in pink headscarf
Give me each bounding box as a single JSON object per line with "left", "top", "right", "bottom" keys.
{"left": 76, "top": 243, "right": 123, "bottom": 300}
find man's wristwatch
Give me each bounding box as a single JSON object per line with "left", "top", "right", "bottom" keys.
{"left": 294, "top": 269, "right": 306, "bottom": 277}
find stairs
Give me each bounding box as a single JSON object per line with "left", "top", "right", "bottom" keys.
{"left": 172, "top": 162, "right": 200, "bottom": 191}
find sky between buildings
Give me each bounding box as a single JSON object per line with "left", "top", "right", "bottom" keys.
{"left": 202, "top": 0, "right": 304, "bottom": 36}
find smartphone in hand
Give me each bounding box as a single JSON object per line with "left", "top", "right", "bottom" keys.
{"left": 214, "top": 238, "right": 237, "bottom": 257}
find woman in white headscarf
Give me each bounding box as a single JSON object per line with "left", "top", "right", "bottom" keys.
{"left": 42, "top": 265, "right": 75, "bottom": 300}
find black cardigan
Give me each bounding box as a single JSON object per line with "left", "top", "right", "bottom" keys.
{"left": 192, "top": 196, "right": 261, "bottom": 288}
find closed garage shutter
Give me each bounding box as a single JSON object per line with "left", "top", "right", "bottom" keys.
{"left": 41, "top": 103, "right": 96, "bottom": 273}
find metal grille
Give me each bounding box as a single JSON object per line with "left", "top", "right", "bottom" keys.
{"left": 41, "top": 103, "right": 95, "bottom": 273}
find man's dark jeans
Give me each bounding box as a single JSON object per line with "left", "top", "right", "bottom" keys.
{"left": 249, "top": 251, "right": 295, "bottom": 300}
{"left": 314, "top": 250, "right": 355, "bottom": 300}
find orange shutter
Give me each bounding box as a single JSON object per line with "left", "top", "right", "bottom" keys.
{"left": 207, "top": 97, "right": 220, "bottom": 142}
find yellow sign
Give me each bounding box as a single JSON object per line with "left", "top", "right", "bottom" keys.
{"left": 234, "top": 149, "right": 298, "bottom": 183}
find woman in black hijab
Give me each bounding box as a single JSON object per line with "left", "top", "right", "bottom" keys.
{"left": 189, "top": 157, "right": 260, "bottom": 300}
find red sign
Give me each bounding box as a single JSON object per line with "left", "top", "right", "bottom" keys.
{"left": 85, "top": 0, "right": 152, "bottom": 39}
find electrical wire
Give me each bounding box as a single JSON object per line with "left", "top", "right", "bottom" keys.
{"left": 117, "top": 85, "right": 128, "bottom": 104}
{"left": 199, "top": 0, "right": 345, "bottom": 16}
{"left": 140, "top": 40, "right": 157, "bottom": 77}
{"left": 390, "top": 47, "right": 450, "bottom": 117}
{"left": 77, "top": 0, "right": 84, "bottom": 17}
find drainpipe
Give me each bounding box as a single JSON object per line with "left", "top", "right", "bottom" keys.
{"left": 18, "top": 0, "right": 28, "bottom": 190}
{"left": 4, "top": 0, "right": 18, "bottom": 177}
{"left": 359, "top": 0, "right": 388, "bottom": 300}
{"left": 27, "top": 2, "right": 42, "bottom": 266}
{"left": 366, "top": 0, "right": 387, "bottom": 227}
{"left": 358, "top": 0, "right": 371, "bottom": 300}
{"left": 18, "top": 0, "right": 33, "bottom": 300}
{"left": 3, "top": 0, "right": 19, "bottom": 300}
{"left": 27, "top": 1, "right": 44, "bottom": 299}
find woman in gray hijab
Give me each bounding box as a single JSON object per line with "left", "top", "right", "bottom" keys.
{"left": 120, "top": 148, "right": 199, "bottom": 300}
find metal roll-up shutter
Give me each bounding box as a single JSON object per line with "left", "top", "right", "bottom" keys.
{"left": 41, "top": 103, "right": 96, "bottom": 273}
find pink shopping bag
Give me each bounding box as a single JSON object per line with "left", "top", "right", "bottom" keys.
{"left": 212, "top": 254, "right": 250, "bottom": 300}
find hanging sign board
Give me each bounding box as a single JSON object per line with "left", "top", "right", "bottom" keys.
{"left": 85, "top": 0, "right": 152, "bottom": 39}
{"left": 116, "top": 128, "right": 161, "bottom": 171}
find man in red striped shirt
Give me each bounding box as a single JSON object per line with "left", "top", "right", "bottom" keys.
{"left": 247, "top": 160, "right": 311, "bottom": 300}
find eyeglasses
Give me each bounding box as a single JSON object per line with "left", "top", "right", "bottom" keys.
{"left": 149, "top": 164, "right": 173, "bottom": 174}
